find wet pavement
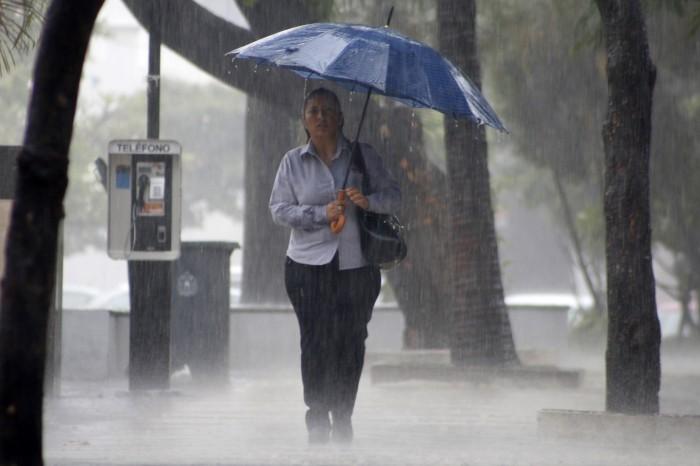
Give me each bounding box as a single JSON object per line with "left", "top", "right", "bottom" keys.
{"left": 44, "top": 347, "right": 700, "bottom": 466}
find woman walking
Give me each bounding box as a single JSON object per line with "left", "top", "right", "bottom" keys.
{"left": 269, "top": 87, "right": 400, "bottom": 443}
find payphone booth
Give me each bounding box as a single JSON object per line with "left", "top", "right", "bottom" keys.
{"left": 107, "top": 140, "right": 181, "bottom": 390}
{"left": 107, "top": 140, "right": 181, "bottom": 260}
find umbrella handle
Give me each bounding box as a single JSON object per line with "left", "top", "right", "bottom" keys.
{"left": 330, "top": 190, "right": 346, "bottom": 234}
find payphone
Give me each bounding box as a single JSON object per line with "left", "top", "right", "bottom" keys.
{"left": 107, "top": 140, "right": 181, "bottom": 260}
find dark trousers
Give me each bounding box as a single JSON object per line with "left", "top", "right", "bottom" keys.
{"left": 285, "top": 255, "right": 381, "bottom": 420}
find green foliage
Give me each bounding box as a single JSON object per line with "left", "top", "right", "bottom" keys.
{"left": 691, "top": 3, "right": 700, "bottom": 35}
{"left": 642, "top": 0, "right": 700, "bottom": 35}
{"left": 334, "top": 0, "right": 436, "bottom": 41}
{"left": 571, "top": 1, "right": 602, "bottom": 51}
{"left": 306, "top": 0, "right": 334, "bottom": 20}
{"left": 480, "top": 0, "right": 608, "bottom": 293}
{"left": 644, "top": 0, "right": 689, "bottom": 15}
{"left": 480, "top": 0, "right": 700, "bottom": 314}
{"left": 241, "top": 0, "right": 333, "bottom": 23}
{"left": 481, "top": 0, "right": 606, "bottom": 180}
{"left": 648, "top": 8, "right": 700, "bottom": 296}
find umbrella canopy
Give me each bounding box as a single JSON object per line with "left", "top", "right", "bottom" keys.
{"left": 227, "top": 22, "right": 506, "bottom": 132}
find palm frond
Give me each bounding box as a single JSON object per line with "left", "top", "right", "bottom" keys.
{"left": 0, "top": 0, "right": 46, "bottom": 76}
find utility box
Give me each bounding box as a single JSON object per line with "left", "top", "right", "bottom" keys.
{"left": 171, "top": 241, "right": 239, "bottom": 385}
{"left": 107, "top": 140, "right": 181, "bottom": 260}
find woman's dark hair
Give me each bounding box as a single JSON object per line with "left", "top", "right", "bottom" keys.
{"left": 303, "top": 87, "right": 344, "bottom": 140}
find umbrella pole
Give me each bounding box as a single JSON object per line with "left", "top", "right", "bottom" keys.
{"left": 340, "top": 6, "right": 393, "bottom": 189}
{"left": 341, "top": 89, "right": 373, "bottom": 189}
{"left": 330, "top": 88, "right": 371, "bottom": 234}
{"left": 330, "top": 5, "right": 394, "bottom": 235}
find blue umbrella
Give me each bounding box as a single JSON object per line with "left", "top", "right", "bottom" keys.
{"left": 226, "top": 21, "right": 506, "bottom": 132}
{"left": 228, "top": 12, "right": 506, "bottom": 235}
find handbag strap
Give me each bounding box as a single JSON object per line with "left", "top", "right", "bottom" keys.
{"left": 350, "top": 141, "right": 372, "bottom": 195}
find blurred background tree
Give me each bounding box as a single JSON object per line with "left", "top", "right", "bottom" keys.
{"left": 482, "top": 0, "right": 700, "bottom": 342}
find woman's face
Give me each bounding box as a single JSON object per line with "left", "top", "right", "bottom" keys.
{"left": 303, "top": 94, "right": 342, "bottom": 141}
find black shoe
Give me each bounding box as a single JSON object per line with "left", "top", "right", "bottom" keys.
{"left": 331, "top": 413, "right": 353, "bottom": 443}
{"left": 305, "top": 409, "right": 330, "bottom": 444}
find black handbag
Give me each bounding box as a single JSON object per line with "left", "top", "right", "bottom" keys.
{"left": 352, "top": 143, "right": 407, "bottom": 269}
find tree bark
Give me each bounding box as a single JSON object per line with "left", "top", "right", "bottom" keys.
{"left": 373, "top": 107, "right": 451, "bottom": 348}
{"left": 0, "top": 1, "right": 104, "bottom": 463}
{"left": 438, "top": 0, "right": 517, "bottom": 365}
{"left": 594, "top": 0, "right": 660, "bottom": 414}
{"left": 237, "top": 1, "right": 323, "bottom": 303}
{"left": 240, "top": 95, "right": 294, "bottom": 303}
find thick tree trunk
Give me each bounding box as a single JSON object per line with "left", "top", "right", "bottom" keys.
{"left": 237, "top": 2, "right": 323, "bottom": 304}
{"left": 0, "top": 1, "right": 104, "bottom": 464}
{"left": 372, "top": 107, "right": 451, "bottom": 348}
{"left": 438, "top": 0, "right": 517, "bottom": 365}
{"left": 240, "top": 96, "right": 294, "bottom": 303}
{"left": 594, "top": 0, "right": 660, "bottom": 414}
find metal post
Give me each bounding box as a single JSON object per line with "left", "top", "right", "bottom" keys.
{"left": 147, "top": 0, "right": 161, "bottom": 140}
{"left": 128, "top": 0, "right": 172, "bottom": 391}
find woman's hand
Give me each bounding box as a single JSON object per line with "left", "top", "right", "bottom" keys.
{"left": 326, "top": 197, "right": 345, "bottom": 223}
{"left": 345, "top": 187, "right": 369, "bottom": 210}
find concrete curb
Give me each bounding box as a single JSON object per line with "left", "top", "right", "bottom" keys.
{"left": 370, "top": 362, "right": 582, "bottom": 387}
{"left": 538, "top": 409, "right": 700, "bottom": 444}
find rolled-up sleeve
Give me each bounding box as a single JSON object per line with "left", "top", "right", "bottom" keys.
{"left": 269, "top": 154, "right": 328, "bottom": 231}
{"left": 361, "top": 143, "right": 401, "bottom": 214}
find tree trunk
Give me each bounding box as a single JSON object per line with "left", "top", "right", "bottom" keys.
{"left": 594, "top": 0, "right": 660, "bottom": 414}
{"left": 240, "top": 96, "right": 295, "bottom": 303}
{"left": 238, "top": 2, "right": 323, "bottom": 304}
{"left": 438, "top": 0, "right": 517, "bottom": 365}
{"left": 0, "top": 1, "right": 104, "bottom": 463}
{"left": 372, "top": 107, "right": 451, "bottom": 348}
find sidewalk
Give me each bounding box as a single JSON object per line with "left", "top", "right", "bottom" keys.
{"left": 45, "top": 346, "right": 700, "bottom": 466}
